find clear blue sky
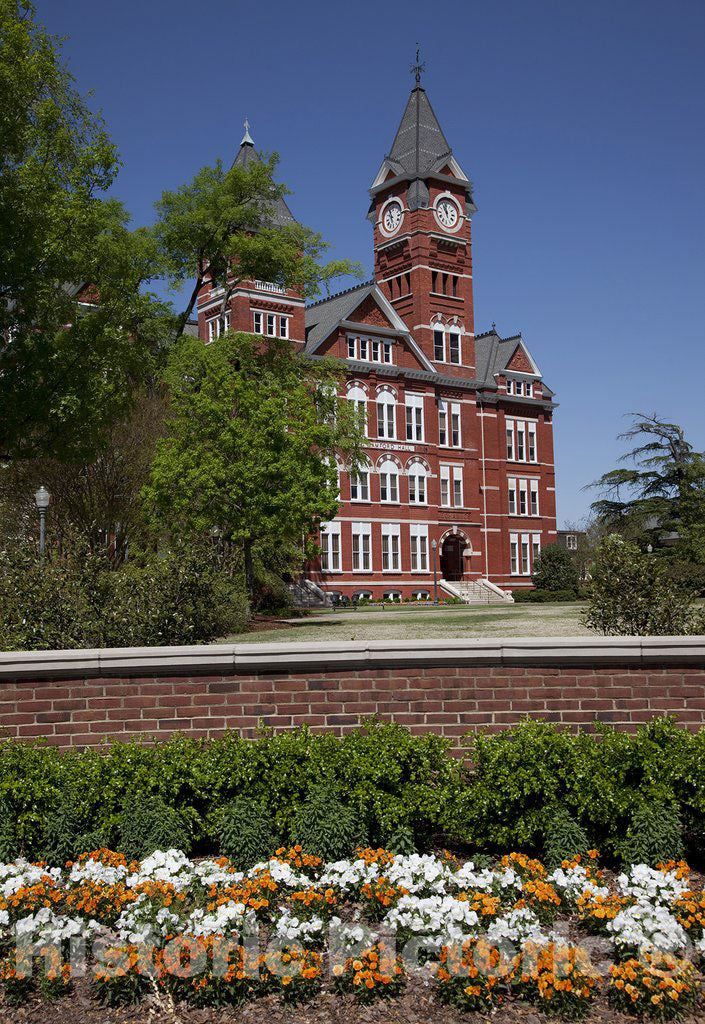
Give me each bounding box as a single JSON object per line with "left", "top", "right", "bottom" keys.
{"left": 38, "top": 0, "right": 705, "bottom": 526}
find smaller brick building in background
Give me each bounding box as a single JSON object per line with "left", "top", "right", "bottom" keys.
{"left": 195, "top": 78, "right": 558, "bottom": 600}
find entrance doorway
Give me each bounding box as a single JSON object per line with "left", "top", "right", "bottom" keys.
{"left": 440, "top": 535, "right": 465, "bottom": 581}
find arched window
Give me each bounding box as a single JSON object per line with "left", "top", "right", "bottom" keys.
{"left": 376, "top": 391, "right": 396, "bottom": 440}
{"left": 347, "top": 385, "right": 367, "bottom": 436}
{"left": 378, "top": 458, "right": 399, "bottom": 503}
{"left": 407, "top": 462, "right": 428, "bottom": 504}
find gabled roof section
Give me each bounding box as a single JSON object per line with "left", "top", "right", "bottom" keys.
{"left": 475, "top": 328, "right": 553, "bottom": 397}
{"left": 231, "top": 121, "right": 296, "bottom": 229}
{"left": 304, "top": 281, "right": 435, "bottom": 372}
{"left": 370, "top": 86, "right": 470, "bottom": 192}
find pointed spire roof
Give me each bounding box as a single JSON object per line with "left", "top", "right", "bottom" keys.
{"left": 231, "top": 120, "right": 296, "bottom": 227}
{"left": 369, "top": 78, "right": 471, "bottom": 197}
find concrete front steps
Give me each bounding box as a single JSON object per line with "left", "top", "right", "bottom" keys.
{"left": 440, "top": 578, "right": 514, "bottom": 604}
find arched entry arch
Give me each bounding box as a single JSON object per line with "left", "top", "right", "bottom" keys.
{"left": 438, "top": 528, "right": 471, "bottom": 582}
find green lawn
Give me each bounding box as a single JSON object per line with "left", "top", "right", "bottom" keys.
{"left": 235, "top": 601, "right": 592, "bottom": 643}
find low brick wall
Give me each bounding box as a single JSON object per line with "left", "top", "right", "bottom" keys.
{"left": 0, "top": 638, "right": 703, "bottom": 750}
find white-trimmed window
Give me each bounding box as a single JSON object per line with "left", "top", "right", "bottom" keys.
{"left": 381, "top": 523, "right": 401, "bottom": 572}
{"left": 451, "top": 403, "right": 461, "bottom": 446}
{"left": 453, "top": 466, "right": 463, "bottom": 507}
{"left": 350, "top": 468, "right": 370, "bottom": 502}
{"left": 528, "top": 422, "right": 537, "bottom": 462}
{"left": 517, "top": 421, "right": 526, "bottom": 461}
{"left": 530, "top": 479, "right": 539, "bottom": 516}
{"left": 519, "top": 480, "right": 528, "bottom": 516}
{"left": 347, "top": 337, "right": 356, "bottom": 358}
{"left": 378, "top": 459, "right": 399, "bottom": 503}
{"left": 207, "top": 311, "right": 230, "bottom": 342}
{"left": 449, "top": 330, "right": 461, "bottom": 365}
{"left": 433, "top": 329, "right": 445, "bottom": 362}
{"left": 506, "top": 425, "right": 515, "bottom": 460}
{"left": 440, "top": 465, "right": 450, "bottom": 507}
{"left": 508, "top": 478, "right": 517, "bottom": 515}
{"left": 510, "top": 531, "right": 538, "bottom": 576}
{"left": 441, "top": 465, "right": 462, "bottom": 507}
{"left": 359, "top": 337, "right": 368, "bottom": 360}
{"left": 405, "top": 394, "right": 424, "bottom": 442}
{"left": 376, "top": 392, "right": 396, "bottom": 439}
{"left": 253, "top": 311, "right": 263, "bottom": 334}
{"left": 348, "top": 334, "right": 393, "bottom": 366}
{"left": 347, "top": 386, "right": 367, "bottom": 436}
{"left": 438, "top": 400, "right": 448, "bottom": 446}
{"left": 383, "top": 341, "right": 393, "bottom": 363}
{"left": 279, "top": 315, "right": 289, "bottom": 339}
{"left": 566, "top": 534, "right": 578, "bottom": 551}
{"left": 410, "top": 524, "right": 429, "bottom": 572}
{"left": 351, "top": 522, "right": 371, "bottom": 572}
{"left": 408, "top": 463, "right": 427, "bottom": 504}
{"left": 319, "top": 522, "right": 340, "bottom": 572}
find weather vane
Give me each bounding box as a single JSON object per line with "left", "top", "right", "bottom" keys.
{"left": 411, "top": 45, "right": 425, "bottom": 86}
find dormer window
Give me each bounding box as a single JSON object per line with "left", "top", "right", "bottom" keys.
{"left": 346, "top": 334, "right": 394, "bottom": 366}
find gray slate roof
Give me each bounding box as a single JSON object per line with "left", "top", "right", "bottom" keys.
{"left": 232, "top": 138, "right": 296, "bottom": 229}
{"left": 386, "top": 87, "right": 453, "bottom": 180}
{"left": 475, "top": 329, "right": 554, "bottom": 398}
{"left": 304, "top": 281, "right": 376, "bottom": 351}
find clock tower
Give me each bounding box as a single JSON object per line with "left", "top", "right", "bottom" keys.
{"left": 369, "top": 67, "right": 477, "bottom": 377}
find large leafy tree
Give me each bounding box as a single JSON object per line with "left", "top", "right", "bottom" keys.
{"left": 143, "top": 332, "right": 364, "bottom": 592}
{"left": 154, "top": 156, "right": 362, "bottom": 340}
{"left": 0, "top": 0, "right": 169, "bottom": 462}
{"left": 589, "top": 414, "right": 705, "bottom": 560}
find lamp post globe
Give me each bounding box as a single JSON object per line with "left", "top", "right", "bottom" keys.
{"left": 34, "top": 486, "right": 50, "bottom": 566}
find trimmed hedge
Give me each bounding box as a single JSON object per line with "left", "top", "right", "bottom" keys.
{"left": 0, "top": 718, "right": 704, "bottom": 866}
{"left": 512, "top": 588, "right": 582, "bottom": 603}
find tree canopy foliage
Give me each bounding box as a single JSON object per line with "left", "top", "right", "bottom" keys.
{"left": 0, "top": 0, "right": 171, "bottom": 463}
{"left": 143, "top": 332, "right": 364, "bottom": 591}
{"left": 589, "top": 414, "right": 705, "bottom": 564}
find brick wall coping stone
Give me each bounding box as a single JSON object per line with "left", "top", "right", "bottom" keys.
{"left": 0, "top": 636, "right": 703, "bottom": 681}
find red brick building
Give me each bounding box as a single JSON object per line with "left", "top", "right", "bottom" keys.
{"left": 195, "top": 87, "right": 557, "bottom": 602}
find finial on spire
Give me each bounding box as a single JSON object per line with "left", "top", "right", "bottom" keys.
{"left": 241, "top": 118, "right": 254, "bottom": 145}
{"left": 410, "top": 45, "right": 425, "bottom": 87}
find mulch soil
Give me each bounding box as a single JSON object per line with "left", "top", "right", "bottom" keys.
{"left": 2, "top": 974, "right": 703, "bottom": 1024}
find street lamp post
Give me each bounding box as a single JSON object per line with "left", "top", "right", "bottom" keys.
{"left": 431, "top": 538, "right": 439, "bottom": 605}
{"left": 34, "top": 486, "right": 50, "bottom": 567}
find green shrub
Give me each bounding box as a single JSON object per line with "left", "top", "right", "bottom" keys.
{"left": 582, "top": 535, "right": 704, "bottom": 636}
{"left": 220, "top": 798, "right": 279, "bottom": 869}
{"left": 0, "top": 799, "right": 18, "bottom": 862}
{"left": 118, "top": 796, "right": 191, "bottom": 861}
{"left": 0, "top": 540, "right": 248, "bottom": 651}
{"left": 292, "top": 784, "right": 365, "bottom": 860}
{"left": 385, "top": 824, "right": 416, "bottom": 855}
{"left": 543, "top": 808, "right": 591, "bottom": 869}
{"left": 531, "top": 545, "right": 580, "bottom": 593}
{"left": 619, "top": 802, "right": 684, "bottom": 867}
{"left": 512, "top": 589, "right": 580, "bottom": 603}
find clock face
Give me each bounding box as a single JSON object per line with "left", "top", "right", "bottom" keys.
{"left": 436, "top": 198, "right": 459, "bottom": 229}
{"left": 382, "top": 200, "right": 403, "bottom": 234}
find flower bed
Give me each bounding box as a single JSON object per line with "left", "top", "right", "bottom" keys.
{"left": 0, "top": 847, "right": 703, "bottom": 1019}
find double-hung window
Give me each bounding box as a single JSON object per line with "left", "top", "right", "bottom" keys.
{"left": 381, "top": 523, "right": 401, "bottom": 572}
{"left": 450, "top": 404, "right": 461, "bottom": 447}
{"left": 253, "top": 311, "right": 263, "bottom": 334}
{"left": 438, "top": 401, "right": 448, "bottom": 446}
{"left": 383, "top": 341, "right": 393, "bottom": 363}
{"left": 440, "top": 465, "right": 451, "bottom": 507}
{"left": 519, "top": 480, "right": 528, "bottom": 516}
{"left": 378, "top": 460, "right": 399, "bottom": 503}
{"left": 279, "top": 316, "right": 289, "bottom": 339}
{"left": 347, "top": 336, "right": 356, "bottom": 358}
{"left": 405, "top": 394, "right": 424, "bottom": 442}
{"left": 448, "top": 331, "right": 461, "bottom": 364}
{"left": 453, "top": 466, "right": 463, "bottom": 507}
{"left": 266, "top": 313, "right": 276, "bottom": 337}
{"left": 510, "top": 531, "right": 538, "bottom": 576}
{"left": 408, "top": 464, "right": 427, "bottom": 504}
{"left": 351, "top": 522, "right": 371, "bottom": 572}
{"left": 350, "top": 469, "right": 369, "bottom": 501}
{"left": 508, "top": 478, "right": 517, "bottom": 515}
{"left": 528, "top": 422, "right": 537, "bottom": 462}
{"left": 376, "top": 394, "right": 396, "bottom": 439}
{"left": 410, "top": 524, "right": 429, "bottom": 572}
{"left": 441, "top": 465, "right": 463, "bottom": 507}
{"left": 532, "top": 534, "right": 541, "bottom": 566}
{"left": 319, "top": 522, "right": 340, "bottom": 572}
{"left": 506, "top": 425, "right": 515, "bottom": 460}
{"left": 516, "top": 422, "right": 526, "bottom": 461}
{"left": 433, "top": 329, "right": 445, "bottom": 362}
{"left": 530, "top": 479, "right": 539, "bottom": 516}
{"left": 359, "top": 337, "right": 368, "bottom": 361}
{"left": 347, "top": 387, "right": 367, "bottom": 436}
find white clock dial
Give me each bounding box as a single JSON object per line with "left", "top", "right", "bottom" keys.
{"left": 382, "top": 201, "right": 402, "bottom": 233}
{"left": 436, "top": 198, "right": 459, "bottom": 228}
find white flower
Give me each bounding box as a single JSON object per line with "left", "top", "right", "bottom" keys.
{"left": 607, "top": 901, "right": 687, "bottom": 955}
{"left": 384, "top": 894, "right": 479, "bottom": 943}
{"left": 273, "top": 907, "right": 325, "bottom": 944}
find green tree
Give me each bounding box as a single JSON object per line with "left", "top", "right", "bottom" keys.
{"left": 531, "top": 544, "right": 580, "bottom": 593}
{"left": 581, "top": 535, "right": 704, "bottom": 636}
{"left": 0, "top": 0, "right": 171, "bottom": 463}
{"left": 589, "top": 414, "right": 705, "bottom": 557}
{"left": 142, "top": 332, "right": 364, "bottom": 594}
{"left": 153, "top": 156, "right": 362, "bottom": 340}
